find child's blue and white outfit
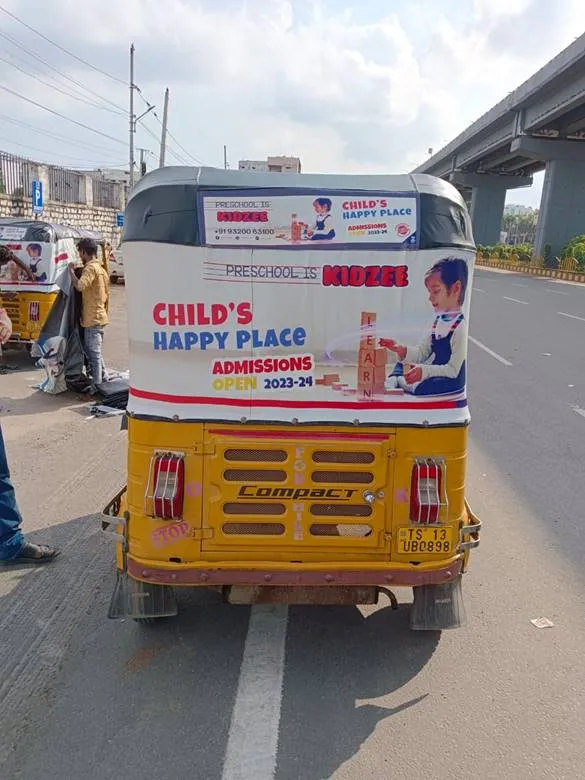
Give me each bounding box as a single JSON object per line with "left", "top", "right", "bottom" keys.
{"left": 310, "top": 212, "right": 335, "bottom": 241}
{"left": 387, "top": 312, "right": 467, "bottom": 396}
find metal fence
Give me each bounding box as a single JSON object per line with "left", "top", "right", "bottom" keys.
{"left": 0, "top": 149, "right": 124, "bottom": 208}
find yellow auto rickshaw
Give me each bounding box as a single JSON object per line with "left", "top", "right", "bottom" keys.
{"left": 103, "top": 167, "right": 481, "bottom": 630}
{"left": 0, "top": 219, "right": 109, "bottom": 347}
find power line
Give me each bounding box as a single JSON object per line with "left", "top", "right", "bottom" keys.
{"left": 0, "top": 136, "right": 126, "bottom": 166}
{"left": 0, "top": 53, "right": 124, "bottom": 116}
{"left": 136, "top": 89, "right": 205, "bottom": 166}
{"left": 0, "top": 82, "right": 126, "bottom": 146}
{"left": 0, "top": 113, "right": 122, "bottom": 156}
{"left": 0, "top": 3, "right": 126, "bottom": 86}
{"left": 138, "top": 120, "right": 191, "bottom": 166}
{"left": 0, "top": 29, "right": 126, "bottom": 115}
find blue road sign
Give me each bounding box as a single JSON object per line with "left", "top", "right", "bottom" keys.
{"left": 32, "top": 180, "right": 43, "bottom": 214}
{"left": 116, "top": 212, "right": 124, "bottom": 227}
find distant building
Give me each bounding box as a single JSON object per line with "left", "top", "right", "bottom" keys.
{"left": 238, "top": 156, "right": 301, "bottom": 174}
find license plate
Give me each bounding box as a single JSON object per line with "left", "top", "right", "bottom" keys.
{"left": 397, "top": 526, "right": 454, "bottom": 555}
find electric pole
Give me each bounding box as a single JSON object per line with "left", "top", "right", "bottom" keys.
{"left": 223, "top": 145, "right": 228, "bottom": 170}
{"left": 129, "top": 43, "right": 135, "bottom": 189}
{"left": 159, "top": 88, "right": 169, "bottom": 168}
{"left": 138, "top": 147, "right": 148, "bottom": 178}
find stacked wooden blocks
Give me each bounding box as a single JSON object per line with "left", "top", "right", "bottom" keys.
{"left": 357, "top": 311, "right": 387, "bottom": 399}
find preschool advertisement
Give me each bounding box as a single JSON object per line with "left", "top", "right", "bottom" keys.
{"left": 201, "top": 190, "right": 417, "bottom": 248}
{"left": 125, "top": 213, "right": 476, "bottom": 425}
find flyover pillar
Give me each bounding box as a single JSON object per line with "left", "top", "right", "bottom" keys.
{"left": 511, "top": 137, "right": 585, "bottom": 259}
{"left": 450, "top": 172, "right": 533, "bottom": 246}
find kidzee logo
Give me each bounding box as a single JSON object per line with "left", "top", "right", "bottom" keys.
{"left": 396, "top": 223, "right": 410, "bottom": 237}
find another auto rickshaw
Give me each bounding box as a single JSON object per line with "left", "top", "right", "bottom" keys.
{"left": 103, "top": 167, "right": 481, "bottom": 630}
{"left": 0, "top": 219, "right": 108, "bottom": 346}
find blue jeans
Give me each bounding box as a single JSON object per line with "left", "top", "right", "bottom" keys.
{"left": 84, "top": 326, "right": 106, "bottom": 385}
{"left": 0, "top": 424, "right": 24, "bottom": 560}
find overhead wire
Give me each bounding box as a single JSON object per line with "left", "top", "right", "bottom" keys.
{"left": 0, "top": 29, "right": 126, "bottom": 115}
{"left": 0, "top": 135, "right": 126, "bottom": 166}
{"left": 0, "top": 3, "right": 126, "bottom": 86}
{"left": 0, "top": 113, "right": 122, "bottom": 156}
{"left": 0, "top": 53, "right": 124, "bottom": 115}
{"left": 136, "top": 89, "right": 205, "bottom": 166}
{"left": 0, "top": 83, "right": 127, "bottom": 146}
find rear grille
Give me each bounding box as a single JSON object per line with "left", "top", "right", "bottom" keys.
{"left": 1, "top": 302, "right": 20, "bottom": 323}
{"left": 225, "top": 448, "right": 287, "bottom": 462}
{"left": 224, "top": 469, "right": 287, "bottom": 482}
{"left": 310, "top": 504, "right": 372, "bottom": 517}
{"left": 224, "top": 502, "right": 286, "bottom": 515}
{"left": 312, "top": 451, "right": 374, "bottom": 464}
{"left": 223, "top": 522, "right": 285, "bottom": 535}
{"left": 310, "top": 524, "right": 373, "bottom": 537}
{"left": 312, "top": 470, "right": 374, "bottom": 484}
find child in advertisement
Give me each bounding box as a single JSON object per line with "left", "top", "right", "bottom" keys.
{"left": 380, "top": 257, "right": 468, "bottom": 396}
{"left": 306, "top": 197, "right": 336, "bottom": 241}
{"left": 26, "top": 243, "right": 48, "bottom": 282}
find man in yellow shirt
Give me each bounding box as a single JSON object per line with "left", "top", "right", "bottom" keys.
{"left": 69, "top": 238, "right": 109, "bottom": 388}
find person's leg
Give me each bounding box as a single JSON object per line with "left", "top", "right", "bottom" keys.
{"left": 0, "top": 424, "right": 25, "bottom": 560}
{"left": 84, "top": 326, "right": 104, "bottom": 385}
{"left": 0, "top": 425, "right": 59, "bottom": 565}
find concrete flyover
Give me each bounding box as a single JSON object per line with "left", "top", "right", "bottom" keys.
{"left": 413, "top": 33, "right": 585, "bottom": 256}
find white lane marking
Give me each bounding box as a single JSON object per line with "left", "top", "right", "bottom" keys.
{"left": 469, "top": 336, "right": 513, "bottom": 366}
{"left": 511, "top": 282, "right": 528, "bottom": 287}
{"left": 546, "top": 288, "right": 569, "bottom": 295}
{"left": 570, "top": 404, "right": 585, "bottom": 420}
{"left": 503, "top": 296, "right": 529, "bottom": 305}
{"left": 473, "top": 287, "right": 486, "bottom": 293}
{"left": 222, "top": 605, "right": 288, "bottom": 780}
{"left": 558, "top": 311, "right": 585, "bottom": 322}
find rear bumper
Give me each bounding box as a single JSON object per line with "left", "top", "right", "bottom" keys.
{"left": 126, "top": 556, "right": 463, "bottom": 588}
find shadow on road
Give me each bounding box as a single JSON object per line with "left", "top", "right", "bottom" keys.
{"left": 277, "top": 603, "right": 440, "bottom": 780}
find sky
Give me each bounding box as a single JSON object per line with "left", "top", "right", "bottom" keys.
{"left": 0, "top": 0, "right": 584, "bottom": 208}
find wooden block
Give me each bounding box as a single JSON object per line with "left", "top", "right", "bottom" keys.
{"left": 359, "top": 387, "right": 374, "bottom": 399}
{"left": 358, "top": 366, "right": 385, "bottom": 385}
{"left": 323, "top": 374, "right": 340, "bottom": 385}
{"left": 359, "top": 348, "right": 387, "bottom": 367}
{"left": 361, "top": 311, "right": 376, "bottom": 327}
{"left": 359, "top": 334, "right": 377, "bottom": 350}
{"left": 315, "top": 378, "right": 326, "bottom": 385}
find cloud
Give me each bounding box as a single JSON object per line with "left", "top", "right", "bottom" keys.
{"left": 0, "top": 0, "right": 584, "bottom": 194}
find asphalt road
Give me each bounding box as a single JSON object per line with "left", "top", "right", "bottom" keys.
{"left": 1, "top": 271, "right": 585, "bottom": 780}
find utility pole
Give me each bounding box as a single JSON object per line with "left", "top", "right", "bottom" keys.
{"left": 223, "top": 145, "right": 228, "bottom": 170}
{"left": 129, "top": 43, "right": 135, "bottom": 189}
{"left": 138, "top": 147, "right": 148, "bottom": 178}
{"left": 129, "top": 44, "right": 154, "bottom": 188}
{"left": 159, "top": 88, "right": 169, "bottom": 168}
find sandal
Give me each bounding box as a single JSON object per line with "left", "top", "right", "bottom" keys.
{"left": 0, "top": 542, "right": 60, "bottom": 566}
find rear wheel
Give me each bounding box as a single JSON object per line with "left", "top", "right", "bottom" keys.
{"left": 110, "top": 274, "right": 118, "bottom": 284}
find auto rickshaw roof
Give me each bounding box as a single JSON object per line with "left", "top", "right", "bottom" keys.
{"left": 124, "top": 167, "right": 475, "bottom": 250}
{"left": 129, "top": 166, "right": 467, "bottom": 206}
{"left": 0, "top": 218, "right": 105, "bottom": 243}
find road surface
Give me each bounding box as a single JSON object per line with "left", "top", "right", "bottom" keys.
{"left": 1, "top": 270, "right": 584, "bottom": 780}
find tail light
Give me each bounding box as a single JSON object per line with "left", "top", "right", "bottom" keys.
{"left": 28, "top": 301, "right": 40, "bottom": 322}
{"left": 410, "top": 458, "right": 444, "bottom": 524}
{"left": 152, "top": 453, "right": 185, "bottom": 520}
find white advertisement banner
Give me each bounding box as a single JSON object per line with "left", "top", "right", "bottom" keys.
{"left": 126, "top": 241, "right": 475, "bottom": 425}
{"left": 201, "top": 190, "right": 418, "bottom": 248}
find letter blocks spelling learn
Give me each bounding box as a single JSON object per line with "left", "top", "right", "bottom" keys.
{"left": 358, "top": 312, "right": 387, "bottom": 398}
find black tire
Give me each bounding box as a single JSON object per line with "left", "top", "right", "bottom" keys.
{"left": 110, "top": 275, "right": 118, "bottom": 284}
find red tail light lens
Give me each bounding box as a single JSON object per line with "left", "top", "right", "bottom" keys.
{"left": 28, "top": 301, "right": 40, "bottom": 322}
{"left": 153, "top": 454, "right": 185, "bottom": 520}
{"left": 410, "top": 459, "right": 442, "bottom": 524}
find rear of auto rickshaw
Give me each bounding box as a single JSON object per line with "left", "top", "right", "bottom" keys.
{"left": 0, "top": 219, "right": 108, "bottom": 347}
{"left": 103, "top": 167, "right": 481, "bottom": 630}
